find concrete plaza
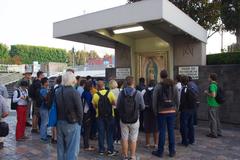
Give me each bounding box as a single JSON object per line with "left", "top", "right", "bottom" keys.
{"left": 0, "top": 115, "right": 240, "bottom": 160}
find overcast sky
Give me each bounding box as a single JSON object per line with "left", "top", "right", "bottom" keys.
{"left": 0, "top": 0, "right": 236, "bottom": 57}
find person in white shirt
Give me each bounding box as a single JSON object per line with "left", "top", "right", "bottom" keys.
{"left": 13, "top": 80, "right": 29, "bottom": 141}
{"left": 175, "top": 75, "right": 182, "bottom": 129}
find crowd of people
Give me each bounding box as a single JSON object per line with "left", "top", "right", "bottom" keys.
{"left": 0, "top": 69, "right": 223, "bottom": 160}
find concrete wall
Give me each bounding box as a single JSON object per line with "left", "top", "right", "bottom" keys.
{"left": 174, "top": 65, "right": 240, "bottom": 125}
{"left": 115, "top": 43, "right": 131, "bottom": 68}
{"left": 174, "top": 36, "right": 206, "bottom": 66}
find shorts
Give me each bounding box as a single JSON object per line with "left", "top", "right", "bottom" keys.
{"left": 32, "top": 100, "right": 40, "bottom": 117}
{"left": 120, "top": 120, "right": 139, "bottom": 142}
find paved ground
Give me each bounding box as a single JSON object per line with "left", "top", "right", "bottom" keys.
{"left": 0, "top": 115, "right": 240, "bottom": 160}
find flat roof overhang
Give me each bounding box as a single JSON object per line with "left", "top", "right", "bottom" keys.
{"left": 53, "top": 0, "right": 207, "bottom": 48}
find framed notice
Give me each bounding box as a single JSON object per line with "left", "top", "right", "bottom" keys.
{"left": 178, "top": 66, "right": 199, "bottom": 80}
{"left": 116, "top": 68, "right": 131, "bottom": 80}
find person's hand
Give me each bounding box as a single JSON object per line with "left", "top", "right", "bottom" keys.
{"left": 20, "top": 96, "right": 26, "bottom": 100}
{"left": 2, "top": 112, "right": 9, "bottom": 118}
{"left": 204, "top": 90, "right": 208, "bottom": 94}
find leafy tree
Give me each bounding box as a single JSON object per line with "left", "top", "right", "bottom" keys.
{"left": 221, "top": 0, "right": 240, "bottom": 47}
{"left": 0, "top": 43, "right": 9, "bottom": 64}
{"left": 127, "top": 0, "right": 221, "bottom": 38}
{"left": 67, "top": 50, "right": 100, "bottom": 65}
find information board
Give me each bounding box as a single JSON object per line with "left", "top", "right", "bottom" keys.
{"left": 178, "top": 66, "right": 199, "bottom": 80}
{"left": 116, "top": 68, "right": 131, "bottom": 80}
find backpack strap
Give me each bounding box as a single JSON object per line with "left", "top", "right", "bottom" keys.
{"left": 16, "top": 89, "right": 20, "bottom": 98}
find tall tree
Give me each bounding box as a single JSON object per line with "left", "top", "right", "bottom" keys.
{"left": 221, "top": 0, "right": 240, "bottom": 48}
{"left": 0, "top": 43, "right": 9, "bottom": 64}
{"left": 127, "top": 0, "right": 221, "bottom": 38}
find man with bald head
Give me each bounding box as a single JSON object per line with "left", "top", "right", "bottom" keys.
{"left": 92, "top": 79, "right": 117, "bottom": 156}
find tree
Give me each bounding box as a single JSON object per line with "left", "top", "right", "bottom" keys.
{"left": 0, "top": 43, "right": 9, "bottom": 64}
{"left": 221, "top": 0, "right": 240, "bottom": 47}
{"left": 127, "top": 0, "right": 221, "bottom": 38}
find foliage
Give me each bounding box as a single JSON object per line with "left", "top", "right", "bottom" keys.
{"left": 0, "top": 43, "right": 9, "bottom": 64}
{"left": 207, "top": 52, "right": 240, "bottom": 65}
{"left": 9, "top": 45, "right": 68, "bottom": 64}
{"left": 221, "top": 0, "right": 240, "bottom": 46}
{"left": 67, "top": 50, "right": 100, "bottom": 65}
{"left": 127, "top": 0, "right": 221, "bottom": 32}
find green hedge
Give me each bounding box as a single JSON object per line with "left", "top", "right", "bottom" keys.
{"left": 9, "top": 45, "right": 67, "bottom": 64}
{"left": 207, "top": 52, "right": 240, "bottom": 65}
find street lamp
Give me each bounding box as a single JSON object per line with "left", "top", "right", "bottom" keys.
{"left": 72, "top": 46, "right": 75, "bottom": 68}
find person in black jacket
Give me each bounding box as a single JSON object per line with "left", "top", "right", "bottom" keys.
{"left": 55, "top": 71, "right": 83, "bottom": 160}
{"left": 179, "top": 76, "right": 195, "bottom": 147}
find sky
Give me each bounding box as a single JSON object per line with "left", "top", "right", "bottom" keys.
{"left": 0, "top": 0, "right": 236, "bottom": 57}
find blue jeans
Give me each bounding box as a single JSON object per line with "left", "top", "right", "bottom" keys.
{"left": 40, "top": 107, "right": 49, "bottom": 140}
{"left": 57, "top": 120, "right": 81, "bottom": 160}
{"left": 97, "top": 117, "right": 115, "bottom": 153}
{"left": 180, "top": 111, "right": 195, "bottom": 145}
{"left": 157, "top": 113, "right": 176, "bottom": 154}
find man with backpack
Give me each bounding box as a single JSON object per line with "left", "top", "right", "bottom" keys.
{"left": 204, "top": 73, "right": 222, "bottom": 138}
{"left": 29, "top": 71, "right": 44, "bottom": 133}
{"left": 117, "top": 76, "right": 145, "bottom": 160}
{"left": 152, "top": 70, "right": 179, "bottom": 158}
{"left": 92, "top": 79, "right": 117, "bottom": 156}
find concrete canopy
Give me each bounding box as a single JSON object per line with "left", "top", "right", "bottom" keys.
{"left": 53, "top": 0, "right": 207, "bottom": 48}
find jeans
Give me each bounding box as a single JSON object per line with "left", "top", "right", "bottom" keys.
{"left": 40, "top": 107, "right": 49, "bottom": 140}
{"left": 97, "top": 117, "right": 115, "bottom": 153}
{"left": 180, "top": 111, "right": 195, "bottom": 145}
{"left": 157, "top": 113, "right": 176, "bottom": 154}
{"left": 57, "top": 120, "right": 81, "bottom": 160}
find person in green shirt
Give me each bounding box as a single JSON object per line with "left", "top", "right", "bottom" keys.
{"left": 204, "top": 73, "right": 222, "bottom": 138}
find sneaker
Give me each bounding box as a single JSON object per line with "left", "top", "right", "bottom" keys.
{"left": 107, "top": 150, "right": 118, "bottom": 156}
{"left": 169, "top": 151, "right": 176, "bottom": 158}
{"left": 41, "top": 138, "right": 49, "bottom": 144}
{"left": 122, "top": 156, "right": 129, "bottom": 160}
{"left": 0, "top": 142, "right": 3, "bottom": 149}
{"left": 218, "top": 134, "right": 223, "bottom": 137}
{"left": 152, "top": 150, "right": 163, "bottom": 158}
{"left": 31, "top": 129, "right": 39, "bottom": 133}
{"left": 51, "top": 139, "right": 57, "bottom": 144}
{"left": 99, "top": 152, "right": 104, "bottom": 156}
{"left": 206, "top": 134, "right": 217, "bottom": 138}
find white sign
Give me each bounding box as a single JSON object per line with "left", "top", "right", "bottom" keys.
{"left": 116, "top": 68, "right": 131, "bottom": 79}
{"left": 178, "top": 66, "right": 199, "bottom": 80}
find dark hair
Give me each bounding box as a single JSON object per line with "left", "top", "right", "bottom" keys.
{"left": 148, "top": 80, "right": 156, "bottom": 87}
{"left": 126, "top": 76, "right": 134, "bottom": 86}
{"left": 84, "top": 81, "right": 92, "bottom": 91}
{"left": 181, "top": 75, "right": 189, "bottom": 85}
{"left": 80, "top": 79, "right": 87, "bottom": 86}
{"left": 20, "top": 80, "right": 28, "bottom": 87}
{"left": 86, "top": 75, "right": 92, "bottom": 81}
{"left": 139, "top": 77, "right": 145, "bottom": 84}
{"left": 160, "top": 70, "right": 168, "bottom": 79}
{"left": 41, "top": 77, "right": 48, "bottom": 85}
{"left": 66, "top": 68, "right": 74, "bottom": 73}
{"left": 188, "top": 76, "right": 193, "bottom": 81}
{"left": 37, "top": 71, "right": 44, "bottom": 78}
{"left": 209, "top": 73, "right": 217, "bottom": 81}
{"left": 76, "top": 76, "right": 81, "bottom": 81}
{"left": 56, "top": 76, "right": 62, "bottom": 85}
{"left": 176, "top": 75, "right": 182, "bottom": 82}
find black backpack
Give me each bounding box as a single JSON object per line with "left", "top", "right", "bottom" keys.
{"left": 97, "top": 90, "right": 112, "bottom": 119}
{"left": 0, "top": 121, "right": 9, "bottom": 137}
{"left": 143, "top": 88, "right": 153, "bottom": 111}
{"left": 159, "top": 83, "right": 175, "bottom": 108}
{"left": 119, "top": 90, "right": 138, "bottom": 124}
{"left": 215, "top": 86, "right": 225, "bottom": 104}
{"left": 11, "top": 89, "right": 20, "bottom": 110}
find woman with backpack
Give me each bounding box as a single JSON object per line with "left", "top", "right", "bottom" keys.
{"left": 142, "top": 80, "right": 158, "bottom": 148}
{"left": 13, "top": 80, "right": 29, "bottom": 141}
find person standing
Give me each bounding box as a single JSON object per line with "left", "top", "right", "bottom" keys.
{"left": 204, "top": 73, "right": 222, "bottom": 138}
{"left": 14, "top": 80, "right": 29, "bottom": 141}
{"left": 117, "top": 76, "right": 145, "bottom": 160}
{"left": 29, "top": 71, "right": 44, "bottom": 133}
{"left": 179, "top": 76, "right": 195, "bottom": 147}
{"left": 39, "top": 77, "right": 50, "bottom": 143}
{"left": 55, "top": 71, "right": 83, "bottom": 160}
{"left": 0, "top": 84, "right": 9, "bottom": 99}
{"left": 175, "top": 75, "right": 182, "bottom": 129}
{"left": 92, "top": 79, "right": 117, "bottom": 156}
{"left": 152, "top": 70, "right": 179, "bottom": 158}
{"left": 0, "top": 95, "right": 9, "bottom": 149}
{"left": 77, "top": 79, "right": 86, "bottom": 97}
{"left": 142, "top": 80, "right": 158, "bottom": 148}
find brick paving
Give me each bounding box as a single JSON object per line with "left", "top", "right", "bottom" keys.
{"left": 0, "top": 115, "right": 240, "bottom": 160}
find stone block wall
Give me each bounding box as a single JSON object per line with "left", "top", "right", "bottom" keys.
{"left": 174, "top": 65, "right": 240, "bottom": 125}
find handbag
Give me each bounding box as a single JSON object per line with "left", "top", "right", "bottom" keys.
{"left": 48, "top": 100, "right": 57, "bottom": 127}
{"left": 0, "top": 121, "right": 9, "bottom": 137}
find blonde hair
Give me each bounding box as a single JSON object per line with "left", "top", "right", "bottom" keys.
{"left": 62, "top": 71, "right": 76, "bottom": 86}
{"left": 109, "top": 80, "right": 118, "bottom": 89}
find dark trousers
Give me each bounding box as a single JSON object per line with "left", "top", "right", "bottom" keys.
{"left": 97, "top": 117, "right": 115, "bottom": 153}
{"left": 139, "top": 110, "right": 144, "bottom": 131}
{"left": 208, "top": 107, "right": 222, "bottom": 136}
{"left": 113, "top": 117, "right": 121, "bottom": 141}
{"left": 180, "top": 111, "right": 195, "bottom": 145}
{"left": 83, "top": 112, "right": 92, "bottom": 148}
{"left": 157, "top": 113, "right": 176, "bottom": 154}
